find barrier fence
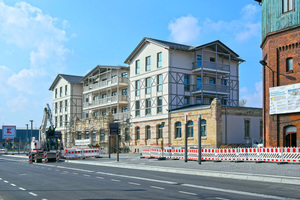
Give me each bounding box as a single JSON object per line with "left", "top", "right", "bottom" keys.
{"left": 0, "top": 149, "right": 7, "bottom": 154}
{"left": 142, "top": 147, "right": 300, "bottom": 163}
{"left": 63, "top": 147, "right": 105, "bottom": 160}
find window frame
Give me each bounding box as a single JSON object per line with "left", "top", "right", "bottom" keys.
{"left": 146, "top": 56, "right": 151, "bottom": 71}
{"left": 157, "top": 52, "right": 162, "bottom": 68}
{"left": 135, "top": 101, "right": 140, "bottom": 117}
{"left": 136, "top": 80, "right": 140, "bottom": 96}
{"left": 157, "top": 96, "right": 163, "bottom": 114}
{"left": 187, "top": 120, "right": 194, "bottom": 137}
{"left": 286, "top": 57, "right": 293, "bottom": 72}
{"left": 146, "top": 126, "right": 151, "bottom": 140}
{"left": 184, "top": 75, "right": 190, "bottom": 91}
{"left": 283, "top": 0, "right": 293, "bottom": 13}
{"left": 175, "top": 122, "right": 182, "bottom": 138}
{"left": 158, "top": 125, "right": 163, "bottom": 139}
{"left": 244, "top": 119, "right": 250, "bottom": 139}
{"left": 201, "top": 119, "right": 207, "bottom": 137}
{"left": 145, "top": 77, "right": 151, "bottom": 94}
{"left": 146, "top": 98, "right": 151, "bottom": 115}
{"left": 136, "top": 127, "right": 140, "bottom": 140}
{"left": 157, "top": 74, "right": 163, "bottom": 92}
{"left": 135, "top": 60, "right": 140, "bottom": 74}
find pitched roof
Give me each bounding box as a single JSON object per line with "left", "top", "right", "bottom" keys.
{"left": 124, "top": 37, "right": 244, "bottom": 64}
{"left": 81, "top": 65, "right": 129, "bottom": 81}
{"left": 49, "top": 74, "right": 83, "bottom": 91}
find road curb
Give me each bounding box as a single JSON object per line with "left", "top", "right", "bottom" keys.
{"left": 66, "top": 160, "right": 300, "bottom": 186}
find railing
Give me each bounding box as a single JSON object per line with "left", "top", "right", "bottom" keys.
{"left": 113, "top": 112, "right": 130, "bottom": 121}
{"left": 191, "top": 83, "right": 229, "bottom": 93}
{"left": 83, "top": 95, "right": 129, "bottom": 109}
{"left": 193, "top": 61, "right": 230, "bottom": 72}
{"left": 83, "top": 77, "right": 129, "bottom": 92}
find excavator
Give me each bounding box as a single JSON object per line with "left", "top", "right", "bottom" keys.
{"left": 31, "top": 104, "right": 62, "bottom": 162}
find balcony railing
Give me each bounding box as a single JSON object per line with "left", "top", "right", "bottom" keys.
{"left": 83, "top": 77, "right": 129, "bottom": 92}
{"left": 83, "top": 95, "right": 129, "bottom": 109}
{"left": 192, "top": 61, "right": 230, "bottom": 72}
{"left": 113, "top": 112, "right": 130, "bottom": 121}
{"left": 192, "top": 83, "right": 229, "bottom": 93}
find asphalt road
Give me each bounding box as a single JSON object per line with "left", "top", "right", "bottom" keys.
{"left": 0, "top": 156, "right": 299, "bottom": 200}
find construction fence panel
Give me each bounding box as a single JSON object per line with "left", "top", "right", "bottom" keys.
{"left": 163, "top": 147, "right": 173, "bottom": 159}
{"left": 171, "top": 147, "right": 185, "bottom": 160}
{"left": 142, "top": 148, "right": 151, "bottom": 158}
{"left": 150, "top": 148, "right": 162, "bottom": 158}
{"left": 0, "top": 149, "right": 7, "bottom": 154}
{"left": 282, "top": 147, "right": 300, "bottom": 163}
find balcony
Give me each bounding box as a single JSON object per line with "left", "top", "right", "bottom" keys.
{"left": 113, "top": 112, "right": 130, "bottom": 121}
{"left": 83, "top": 77, "right": 129, "bottom": 93}
{"left": 192, "top": 83, "right": 229, "bottom": 94}
{"left": 83, "top": 95, "right": 129, "bottom": 110}
{"left": 192, "top": 61, "right": 230, "bottom": 73}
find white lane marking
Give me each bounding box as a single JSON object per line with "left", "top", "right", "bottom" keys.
{"left": 42, "top": 199, "right": 48, "bottom": 200}
{"left": 97, "top": 177, "right": 104, "bottom": 179}
{"left": 19, "top": 187, "right": 26, "bottom": 191}
{"left": 55, "top": 170, "right": 59, "bottom": 171}
{"left": 182, "top": 184, "right": 297, "bottom": 200}
{"left": 0, "top": 178, "right": 2, "bottom": 180}
{"left": 57, "top": 166, "right": 94, "bottom": 173}
{"left": 215, "top": 197, "right": 230, "bottom": 200}
{"left": 4, "top": 180, "right": 8, "bottom": 183}
{"left": 128, "top": 182, "right": 140, "bottom": 186}
{"left": 111, "top": 179, "right": 120, "bottom": 182}
{"left": 179, "top": 191, "right": 197, "bottom": 196}
{"left": 150, "top": 186, "right": 165, "bottom": 190}
{"left": 73, "top": 173, "right": 78, "bottom": 175}
{"left": 29, "top": 192, "right": 38, "bottom": 197}
{"left": 84, "top": 174, "right": 90, "bottom": 177}
{"left": 10, "top": 184, "right": 16, "bottom": 186}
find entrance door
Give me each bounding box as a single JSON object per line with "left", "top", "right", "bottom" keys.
{"left": 284, "top": 126, "right": 297, "bottom": 147}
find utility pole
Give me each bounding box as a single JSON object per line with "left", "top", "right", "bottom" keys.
{"left": 26, "top": 124, "right": 28, "bottom": 152}
{"left": 30, "top": 120, "right": 33, "bottom": 143}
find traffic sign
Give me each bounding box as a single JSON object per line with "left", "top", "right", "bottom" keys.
{"left": 161, "top": 122, "right": 165, "bottom": 128}
{"left": 109, "top": 123, "right": 119, "bottom": 135}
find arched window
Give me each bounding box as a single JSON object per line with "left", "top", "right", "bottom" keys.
{"left": 125, "top": 128, "right": 130, "bottom": 141}
{"left": 157, "top": 124, "right": 163, "bottom": 139}
{"left": 187, "top": 121, "right": 193, "bottom": 137}
{"left": 146, "top": 126, "right": 151, "bottom": 140}
{"left": 284, "top": 125, "right": 297, "bottom": 147}
{"left": 136, "top": 127, "right": 140, "bottom": 140}
{"left": 200, "top": 119, "right": 207, "bottom": 137}
{"left": 175, "top": 122, "right": 181, "bottom": 138}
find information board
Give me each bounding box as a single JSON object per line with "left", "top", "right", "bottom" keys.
{"left": 2, "top": 126, "right": 16, "bottom": 139}
{"left": 269, "top": 83, "right": 300, "bottom": 115}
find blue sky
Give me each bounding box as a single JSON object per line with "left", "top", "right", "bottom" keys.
{"left": 0, "top": 0, "right": 262, "bottom": 128}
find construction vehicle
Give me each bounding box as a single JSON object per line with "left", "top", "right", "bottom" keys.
{"left": 31, "top": 104, "right": 62, "bottom": 162}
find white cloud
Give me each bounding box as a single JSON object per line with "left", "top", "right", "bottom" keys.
{"left": 6, "top": 94, "right": 28, "bottom": 112}
{"left": 240, "top": 81, "right": 262, "bottom": 108}
{"left": 168, "top": 4, "right": 261, "bottom": 44}
{"left": 168, "top": 15, "right": 201, "bottom": 44}
{"left": 0, "top": 1, "right": 69, "bottom": 67}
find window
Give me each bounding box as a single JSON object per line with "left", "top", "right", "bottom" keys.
{"left": 158, "top": 125, "right": 163, "bottom": 139}
{"left": 209, "top": 77, "right": 215, "bottom": 84}
{"left": 125, "top": 128, "right": 130, "bottom": 141}
{"left": 184, "top": 75, "right": 190, "bottom": 91}
{"left": 197, "top": 97, "right": 202, "bottom": 104}
{"left": 260, "top": 120, "right": 263, "bottom": 139}
{"left": 146, "top": 126, "right": 151, "bottom": 140}
{"left": 94, "top": 111, "right": 98, "bottom": 118}
{"left": 112, "top": 91, "right": 117, "bottom": 96}
{"left": 136, "top": 127, "right": 140, "bottom": 140}
{"left": 187, "top": 121, "right": 193, "bottom": 137}
{"left": 145, "top": 77, "right": 151, "bottom": 94}
{"left": 157, "top": 96, "right": 162, "bottom": 114}
{"left": 146, "top": 98, "right": 151, "bottom": 115}
{"left": 111, "top": 75, "right": 117, "bottom": 79}
{"left": 78, "top": 133, "right": 82, "bottom": 140}
{"left": 55, "top": 89, "right": 57, "bottom": 98}
{"left": 55, "top": 102, "right": 57, "bottom": 114}
{"left": 55, "top": 116, "right": 57, "bottom": 127}
{"left": 157, "top": 74, "right": 162, "bottom": 92}
{"left": 136, "top": 80, "right": 140, "bottom": 96}
{"left": 184, "top": 96, "right": 190, "bottom": 105}
{"left": 86, "top": 131, "right": 89, "bottom": 139}
{"left": 102, "top": 94, "right": 107, "bottom": 99}
{"left": 93, "top": 96, "right": 98, "bottom": 101}
{"left": 60, "top": 87, "right": 63, "bottom": 97}
{"left": 210, "top": 57, "right": 215, "bottom": 62}
{"left": 122, "top": 72, "right": 128, "bottom": 77}
{"left": 60, "top": 101, "right": 62, "bottom": 113}
{"left": 136, "top": 101, "right": 140, "bottom": 116}
{"left": 136, "top": 60, "right": 140, "bottom": 74}
{"left": 65, "top": 100, "right": 68, "bottom": 112}
{"left": 287, "top": 57, "right": 293, "bottom": 71}
{"left": 157, "top": 52, "right": 162, "bottom": 68}
{"left": 65, "top": 85, "right": 68, "bottom": 95}
{"left": 197, "top": 76, "right": 201, "bottom": 90}
{"left": 146, "top": 56, "right": 151, "bottom": 71}
{"left": 221, "top": 79, "right": 227, "bottom": 86}
{"left": 60, "top": 116, "right": 62, "bottom": 127}
{"left": 122, "top": 89, "right": 127, "bottom": 96}
{"left": 196, "top": 55, "right": 202, "bottom": 68}
{"left": 100, "top": 129, "right": 105, "bottom": 142}
{"left": 201, "top": 119, "right": 207, "bottom": 136}
{"left": 92, "top": 131, "right": 96, "bottom": 142}
{"left": 175, "top": 122, "right": 181, "bottom": 138}
{"left": 102, "top": 110, "right": 107, "bottom": 116}
{"left": 244, "top": 119, "right": 250, "bottom": 138}
{"left": 112, "top": 108, "right": 117, "bottom": 114}
{"left": 283, "top": 0, "right": 293, "bottom": 13}
{"left": 122, "top": 106, "right": 127, "bottom": 112}
{"left": 221, "top": 99, "right": 227, "bottom": 105}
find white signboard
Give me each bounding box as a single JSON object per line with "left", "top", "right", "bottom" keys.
{"left": 2, "top": 126, "right": 16, "bottom": 139}
{"left": 75, "top": 139, "right": 90, "bottom": 146}
{"left": 269, "top": 83, "right": 300, "bottom": 115}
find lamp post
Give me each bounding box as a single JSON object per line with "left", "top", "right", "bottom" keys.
{"left": 260, "top": 60, "right": 274, "bottom": 87}
{"left": 26, "top": 124, "right": 28, "bottom": 151}
{"left": 30, "top": 120, "right": 33, "bottom": 143}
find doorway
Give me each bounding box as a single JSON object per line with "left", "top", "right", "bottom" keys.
{"left": 284, "top": 126, "right": 297, "bottom": 147}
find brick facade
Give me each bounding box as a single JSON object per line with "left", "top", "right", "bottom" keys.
{"left": 261, "top": 25, "right": 300, "bottom": 147}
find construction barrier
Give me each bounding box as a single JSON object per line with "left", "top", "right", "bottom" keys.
{"left": 142, "top": 147, "right": 300, "bottom": 163}
{"left": 0, "top": 149, "right": 7, "bottom": 154}
{"left": 64, "top": 148, "right": 105, "bottom": 160}
{"left": 44, "top": 151, "right": 48, "bottom": 163}
{"left": 56, "top": 151, "right": 59, "bottom": 162}
{"left": 28, "top": 151, "right": 32, "bottom": 164}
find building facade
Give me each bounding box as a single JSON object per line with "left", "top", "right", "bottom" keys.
{"left": 256, "top": 0, "right": 300, "bottom": 147}
{"left": 125, "top": 38, "right": 244, "bottom": 149}
{"left": 49, "top": 74, "right": 83, "bottom": 148}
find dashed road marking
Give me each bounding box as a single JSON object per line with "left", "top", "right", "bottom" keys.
{"left": 215, "top": 197, "right": 230, "bottom": 200}
{"left": 150, "top": 186, "right": 165, "bottom": 190}
{"left": 4, "top": 180, "right": 8, "bottom": 183}
{"left": 179, "top": 191, "right": 197, "bottom": 196}
{"left": 84, "top": 174, "right": 90, "bottom": 177}
{"left": 19, "top": 187, "right": 26, "bottom": 191}
{"left": 96, "top": 177, "right": 104, "bottom": 179}
{"left": 10, "top": 184, "right": 16, "bottom": 186}
{"left": 73, "top": 173, "right": 78, "bottom": 175}
{"left": 111, "top": 179, "right": 120, "bottom": 182}
{"left": 29, "top": 192, "right": 38, "bottom": 197}
{"left": 129, "top": 182, "right": 140, "bottom": 186}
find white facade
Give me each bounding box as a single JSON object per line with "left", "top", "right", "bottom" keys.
{"left": 125, "top": 38, "right": 243, "bottom": 124}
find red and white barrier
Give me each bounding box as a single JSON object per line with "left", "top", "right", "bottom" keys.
{"left": 28, "top": 151, "right": 32, "bottom": 164}
{"left": 64, "top": 148, "right": 105, "bottom": 160}
{"left": 0, "top": 149, "right": 7, "bottom": 154}
{"left": 44, "top": 151, "right": 48, "bottom": 163}
{"left": 142, "top": 147, "right": 300, "bottom": 163}
{"left": 56, "top": 151, "right": 59, "bottom": 162}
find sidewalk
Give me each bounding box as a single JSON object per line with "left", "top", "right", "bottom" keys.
{"left": 65, "top": 153, "right": 300, "bottom": 186}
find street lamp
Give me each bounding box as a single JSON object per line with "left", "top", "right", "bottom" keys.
{"left": 26, "top": 124, "right": 28, "bottom": 151}
{"left": 30, "top": 120, "right": 33, "bottom": 143}
{"left": 260, "top": 60, "right": 274, "bottom": 87}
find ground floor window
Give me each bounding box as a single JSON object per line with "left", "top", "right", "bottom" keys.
{"left": 284, "top": 126, "right": 297, "bottom": 147}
